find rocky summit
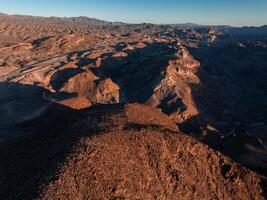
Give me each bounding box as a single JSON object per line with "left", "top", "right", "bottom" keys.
{"left": 0, "top": 13, "right": 267, "bottom": 199}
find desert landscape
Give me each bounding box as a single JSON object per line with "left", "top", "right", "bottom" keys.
{"left": 0, "top": 12, "right": 267, "bottom": 199}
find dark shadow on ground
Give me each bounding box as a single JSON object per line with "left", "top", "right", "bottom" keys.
{"left": 180, "top": 41, "right": 267, "bottom": 176}
{"left": 50, "top": 68, "right": 84, "bottom": 91}
{"left": 0, "top": 81, "right": 124, "bottom": 200}
{"left": 94, "top": 42, "right": 177, "bottom": 103}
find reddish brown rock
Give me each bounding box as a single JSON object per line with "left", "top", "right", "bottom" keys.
{"left": 111, "top": 51, "right": 128, "bottom": 58}
{"left": 56, "top": 96, "right": 92, "bottom": 110}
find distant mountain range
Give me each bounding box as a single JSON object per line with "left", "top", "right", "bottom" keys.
{"left": 0, "top": 12, "right": 266, "bottom": 28}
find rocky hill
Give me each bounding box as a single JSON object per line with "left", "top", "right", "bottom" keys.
{"left": 0, "top": 99, "right": 266, "bottom": 199}
{"left": 0, "top": 13, "right": 267, "bottom": 199}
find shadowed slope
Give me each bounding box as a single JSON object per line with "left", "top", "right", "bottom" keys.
{"left": 0, "top": 83, "right": 266, "bottom": 200}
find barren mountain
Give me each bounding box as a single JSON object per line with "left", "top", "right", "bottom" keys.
{"left": 0, "top": 13, "right": 267, "bottom": 199}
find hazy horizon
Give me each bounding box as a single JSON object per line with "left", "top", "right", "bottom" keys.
{"left": 0, "top": 0, "right": 267, "bottom": 27}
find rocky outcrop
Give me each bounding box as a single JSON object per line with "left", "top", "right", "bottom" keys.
{"left": 146, "top": 46, "right": 200, "bottom": 122}
{"left": 59, "top": 71, "right": 120, "bottom": 104}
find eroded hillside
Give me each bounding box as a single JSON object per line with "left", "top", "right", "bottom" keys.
{"left": 0, "top": 13, "right": 267, "bottom": 199}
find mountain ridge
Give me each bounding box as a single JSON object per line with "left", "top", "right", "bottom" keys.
{"left": 0, "top": 12, "right": 266, "bottom": 28}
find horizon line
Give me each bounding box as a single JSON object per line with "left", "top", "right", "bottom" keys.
{"left": 1, "top": 11, "right": 266, "bottom": 28}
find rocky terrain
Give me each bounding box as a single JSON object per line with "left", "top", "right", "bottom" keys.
{"left": 0, "top": 13, "right": 267, "bottom": 199}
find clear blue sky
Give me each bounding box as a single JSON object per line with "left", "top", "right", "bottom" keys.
{"left": 0, "top": 0, "right": 266, "bottom": 26}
